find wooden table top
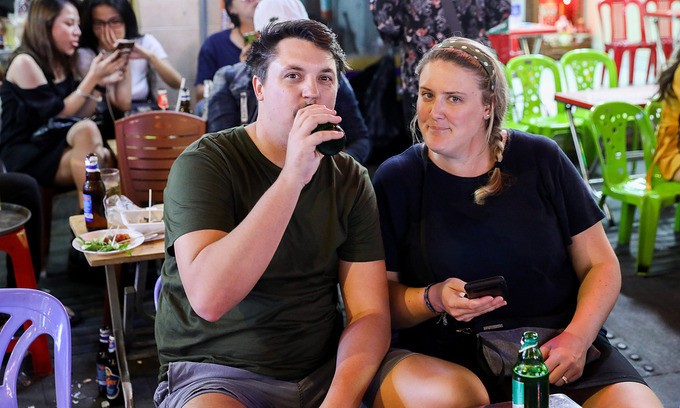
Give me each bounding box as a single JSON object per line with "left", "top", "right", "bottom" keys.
{"left": 69, "top": 215, "right": 165, "bottom": 267}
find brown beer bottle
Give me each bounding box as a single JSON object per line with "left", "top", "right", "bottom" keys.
{"left": 83, "top": 154, "right": 107, "bottom": 231}
{"left": 178, "top": 87, "right": 193, "bottom": 114}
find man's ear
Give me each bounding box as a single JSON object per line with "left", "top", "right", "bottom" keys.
{"left": 253, "top": 76, "right": 265, "bottom": 101}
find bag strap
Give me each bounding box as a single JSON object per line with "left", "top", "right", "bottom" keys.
{"left": 440, "top": 0, "right": 463, "bottom": 35}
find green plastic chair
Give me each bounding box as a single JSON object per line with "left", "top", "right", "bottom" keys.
{"left": 505, "top": 54, "right": 590, "bottom": 160}
{"left": 590, "top": 101, "right": 680, "bottom": 275}
{"left": 644, "top": 99, "right": 662, "bottom": 128}
{"left": 560, "top": 49, "right": 619, "bottom": 169}
{"left": 503, "top": 86, "right": 531, "bottom": 132}
{"left": 561, "top": 48, "right": 618, "bottom": 92}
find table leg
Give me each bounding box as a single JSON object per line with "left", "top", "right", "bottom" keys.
{"left": 519, "top": 38, "right": 530, "bottom": 55}
{"left": 565, "top": 104, "right": 589, "bottom": 182}
{"left": 531, "top": 38, "right": 543, "bottom": 54}
{"left": 564, "top": 104, "right": 613, "bottom": 224}
{"left": 104, "top": 264, "right": 135, "bottom": 408}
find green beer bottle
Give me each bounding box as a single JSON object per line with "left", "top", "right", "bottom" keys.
{"left": 512, "top": 331, "right": 549, "bottom": 408}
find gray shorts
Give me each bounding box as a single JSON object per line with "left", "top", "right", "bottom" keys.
{"left": 154, "top": 349, "right": 415, "bottom": 408}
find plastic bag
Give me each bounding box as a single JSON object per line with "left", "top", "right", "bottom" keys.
{"left": 104, "top": 194, "right": 163, "bottom": 229}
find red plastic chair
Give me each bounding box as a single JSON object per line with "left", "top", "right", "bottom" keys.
{"left": 645, "top": 0, "right": 680, "bottom": 60}
{"left": 0, "top": 289, "right": 71, "bottom": 407}
{"left": 0, "top": 206, "right": 52, "bottom": 378}
{"left": 598, "top": 0, "right": 657, "bottom": 84}
{"left": 488, "top": 33, "right": 524, "bottom": 64}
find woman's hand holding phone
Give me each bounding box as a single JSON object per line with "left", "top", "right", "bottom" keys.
{"left": 430, "top": 278, "right": 508, "bottom": 323}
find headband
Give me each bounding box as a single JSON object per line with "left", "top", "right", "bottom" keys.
{"left": 435, "top": 38, "right": 495, "bottom": 90}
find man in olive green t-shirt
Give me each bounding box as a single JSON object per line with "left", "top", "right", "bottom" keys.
{"left": 154, "top": 17, "right": 394, "bottom": 408}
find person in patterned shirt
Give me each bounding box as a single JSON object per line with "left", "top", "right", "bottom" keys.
{"left": 371, "top": 0, "right": 510, "bottom": 131}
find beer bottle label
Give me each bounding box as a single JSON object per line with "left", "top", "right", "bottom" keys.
{"left": 84, "top": 194, "right": 94, "bottom": 222}
{"left": 105, "top": 366, "right": 121, "bottom": 400}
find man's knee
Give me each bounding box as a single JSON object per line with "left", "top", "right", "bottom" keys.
{"left": 373, "top": 354, "right": 489, "bottom": 408}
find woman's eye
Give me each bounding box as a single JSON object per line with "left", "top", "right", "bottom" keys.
{"left": 420, "top": 92, "right": 433, "bottom": 100}
{"left": 448, "top": 96, "right": 461, "bottom": 103}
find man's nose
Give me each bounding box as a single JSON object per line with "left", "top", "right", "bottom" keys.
{"left": 302, "top": 78, "right": 320, "bottom": 101}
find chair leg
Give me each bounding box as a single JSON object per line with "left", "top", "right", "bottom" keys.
{"left": 646, "top": 48, "right": 657, "bottom": 83}
{"left": 636, "top": 198, "right": 662, "bottom": 276}
{"left": 618, "top": 203, "right": 636, "bottom": 246}
{"left": 628, "top": 49, "right": 636, "bottom": 85}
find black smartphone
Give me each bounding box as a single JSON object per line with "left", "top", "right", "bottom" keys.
{"left": 464, "top": 276, "right": 508, "bottom": 299}
{"left": 115, "top": 39, "right": 135, "bottom": 54}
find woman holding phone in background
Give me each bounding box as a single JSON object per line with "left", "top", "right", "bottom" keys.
{"left": 0, "top": 0, "right": 124, "bottom": 208}
{"left": 78, "top": 0, "right": 182, "bottom": 125}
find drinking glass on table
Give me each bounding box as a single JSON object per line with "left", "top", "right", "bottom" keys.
{"left": 101, "top": 168, "right": 121, "bottom": 198}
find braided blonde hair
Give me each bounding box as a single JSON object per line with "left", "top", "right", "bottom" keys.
{"left": 410, "top": 37, "right": 510, "bottom": 205}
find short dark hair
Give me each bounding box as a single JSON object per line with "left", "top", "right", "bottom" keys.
{"left": 80, "top": 0, "right": 141, "bottom": 52}
{"left": 246, "top": 19, "right": 348, "bottom": 84}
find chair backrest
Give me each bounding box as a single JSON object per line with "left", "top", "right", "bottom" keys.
{"left": 114, "top": 111, "right": 206, "bottom": 206}
{"left": 505, "top": 54, "right": 564, "bottom": 121}
{"left": 644, "top": 98, "right": 663, "bottom": 128}
{"left": 0, "top": 288, "right": 71, "bottom": 408}
{"left": 599, "top": 0, "right": 650, "bottom": 44}
{"left": 645, "top": 0, "right": 680, "bottom": 53}
{"left": 560, "top": 48, "right": 619, "bottom": 91}
{"left": 590, "top": 101, "right": 657, "bottom": 185}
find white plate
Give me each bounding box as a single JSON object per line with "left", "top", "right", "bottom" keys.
{"left": 72, "top": 228, "right": 145, "bottom": 255}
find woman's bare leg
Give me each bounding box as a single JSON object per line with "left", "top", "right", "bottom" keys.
{"left": 582, "top": 381, "right": 663, "bottom": 408}
{"left": 55, "top": 119, "right": 110, "bottom": 209}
